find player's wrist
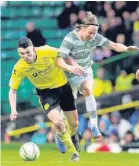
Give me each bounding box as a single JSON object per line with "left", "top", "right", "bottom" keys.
{"left": 67, "top": 65, "right": 72, "bottom": 73}
{"left": 125, "top": 47, "right": 128, "bottom": 52}
{"left": 11, "top": 109, "right": 17, "bottom": 114}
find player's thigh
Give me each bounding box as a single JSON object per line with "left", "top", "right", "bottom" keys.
{"left": 36, "top": 88, "right": 60, "bottom": 116}
{"left": 64, "top": 110, "right": 78, "bottom": 127}
{"left": 47, "top": 107, "right": 62, "bottom": 123}
{"left": 47, "top": 107, "right": 65, "bottom": 131}
{"left": 59, "top": 83, "right": 76, "bottom": 111}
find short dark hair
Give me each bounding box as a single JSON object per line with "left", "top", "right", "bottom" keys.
{"left": 18, "top": 37, "right": 33, "bottom": 48}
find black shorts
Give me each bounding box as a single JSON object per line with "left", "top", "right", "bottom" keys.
{"left": 36, "top": 83, "right": 76, "bottom": 114}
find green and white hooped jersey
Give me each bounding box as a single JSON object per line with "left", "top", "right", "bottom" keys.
{"left": 58, "top": 30, "right": 110, "bottom": 79}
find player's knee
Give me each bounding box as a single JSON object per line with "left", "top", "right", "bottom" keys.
{"left": 82, "top": 87, "right": 92, "bottom": 96}
{"left": 70, "top": 120, "right": 78, "bottom": 128}
{"left": 54, "top": 119, "right": 64, "bottom": 129}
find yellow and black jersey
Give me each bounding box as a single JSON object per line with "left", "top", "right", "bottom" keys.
{"left": 9, "top": 45, "right": 67, "bottom": 90}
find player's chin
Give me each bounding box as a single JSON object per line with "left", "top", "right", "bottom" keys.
{"left": 86, "top": 37, "right": 91, "bottom": 41}
{"left": 25, "top": 60, "right": 31, "bottom": 64}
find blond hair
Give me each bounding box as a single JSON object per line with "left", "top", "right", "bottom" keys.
{"left": 75, "top": 11, "right": 99, "bottom": 30}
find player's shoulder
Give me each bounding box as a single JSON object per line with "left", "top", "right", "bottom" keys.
{"left": 36, "top": 45, "right": 57, "bottom": 53}
{"left": 13, "top": 59, "right": 26, "bottom": 71}
{"left": 64, "top": 30, "right": 77, "bottom": 43}
{"left": 35, "top": 45, "right": 58, "bottom": 57}
{"left": 37, "top": 45, "right": 58, "bottom": 50}
{"left": 94, "top": 33, "right": 106, "bottom": 43}
{"left": 66, "top": 30, "right": 74, "bottom": 37}
{"left": 95, "top": 33, "right": 103, "bottom": 38}
{"left": 96, "top": 33, "right": 108, "bottom": 40}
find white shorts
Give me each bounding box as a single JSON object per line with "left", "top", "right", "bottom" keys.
{"left": 68, "top": 67, "right": 93, "bottom": 99}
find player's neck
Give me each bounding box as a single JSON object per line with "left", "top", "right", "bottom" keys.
{"left": 27, "top": 53, "right": 37, "bottom": 64}
{"left": 33, "top": 53, "right": 37, "bottom": 63}
{"left": 76, "top": 31, "right": 84, "bottom": 41}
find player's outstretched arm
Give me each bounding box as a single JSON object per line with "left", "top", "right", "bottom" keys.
{"left": 136, "top": 69, "right": 139, "bottom": 80}
{"left": 56, "top": 57, "right": 84, "bottom": 75}
{"left": 107, "top": 42, "right": 139, "bottom": 52}
{"left": 9, "top": 88, "right": 18, "bottom": 121}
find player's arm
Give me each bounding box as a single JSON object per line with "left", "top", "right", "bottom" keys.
{"left": 9, "top": 88, "right": 17, "bottom": 121}
{"left": 58, "top": 37, "right": 84, "bottom": 75}
{"left": 9, "top": 66, "right": 25, "bottom": 121}
{"left": 56, "top": 56, "right": 84, "bottom": 75}
{"left": 97, "top": 33, "right": 139, "bottom": 52}
{"left": 61, "top": 56, "right": 85, "bottom": 75}
{"left": 136, "top": 69, "right": 139, "bottom": 80}
{"left": 107, "top": 41, "right": 139, "bottom": 52}
{"left": 64, "top": 56, "right": 83, "bottom": 68}
{"left": 42, "top": 45, "right": 83, "bottom": 74}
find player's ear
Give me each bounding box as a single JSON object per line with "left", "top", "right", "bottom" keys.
{"left": 81, "top": 26, "right": 84, "bottom": 32}
{"left": 82, "top": 26, "right": 86, "bottom": 32}
{"left": 33, "top": 47, "right": 35, "bottom": 52}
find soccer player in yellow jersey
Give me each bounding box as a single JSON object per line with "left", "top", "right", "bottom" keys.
{"left": 9, "top": 37, "right": 82, "bottom": 161}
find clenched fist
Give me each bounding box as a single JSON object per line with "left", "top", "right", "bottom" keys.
{"left": 10, "top": 111, "right": 18, "bottom": 121}
{"left": 127, "top": 46, "right": 139, "bottom": 52}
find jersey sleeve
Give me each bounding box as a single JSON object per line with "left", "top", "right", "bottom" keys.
{"left": 97, "top": 34, "right": 111, "bottom": 47}
{"left": 58, "top": 36, "right": 74, "bottom": 59}
{"left": 9, "top": 65, "right": 25, "bottom": 90}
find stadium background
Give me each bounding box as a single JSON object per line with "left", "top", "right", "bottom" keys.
{"left": 1, "top": 1, "right": 139, "bottom": 164}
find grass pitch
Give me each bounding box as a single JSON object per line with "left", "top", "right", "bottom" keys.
{"left": 1, "top": 143, "right": 139, "bottom": 166}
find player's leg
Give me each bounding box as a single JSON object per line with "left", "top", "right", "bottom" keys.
{"left": 64, "top": 110, "right": 78, "bottom": 136}
{"left": 36, "top": 87, "right": 78, "bottom": 159}
{"left": 58, "top": 111, "right": 80, "bottom": 153}
{"left": 81, "top": 79, "right": 101, "bottom": 138}
{"left": 63, "top": 110, "right": 80, "bottom": 152}
{"left": 47, "top": 108, "right": 78, "bottom": 156}
{"left": 53, "top": 109, "right": 66, "bottom": 153}
{"left": 60, "top": 83, "right": 78, "bottom": 137}
{"left": 60, "top": 83, "right": 80, "bottom": 155}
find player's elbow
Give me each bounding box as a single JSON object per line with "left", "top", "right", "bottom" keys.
{"left": 108, "top": 42, "right": 119, "bottom": 51}
{"left": 9, "top": 88, "right": 16, "bottom": 96}
{"left": 56, "top": 57, "right": 63, "bottom": 68}
{"left": 108, "top": 42, "right": 127, "bottom": 52}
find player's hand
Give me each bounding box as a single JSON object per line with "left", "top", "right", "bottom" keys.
{"left": 127, "top": 46, "right": 139, "bottom": 52}
{"left": 136, "top": 69, "right": 139, "bottom": 80}
{"left": 10, "top": 111, "right": 18, "bottom": 121}
{"left": 68, "top": 65, "right": 85, "bottom": 75}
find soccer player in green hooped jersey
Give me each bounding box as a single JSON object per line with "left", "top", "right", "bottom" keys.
{"left": 58, "top": 11, "right": 139, "bottom": 140}
{"left": 9, "top": 37, "right": 84, "bottom": 161}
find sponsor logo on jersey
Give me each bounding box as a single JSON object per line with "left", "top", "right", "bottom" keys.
{"left": 32, "top": 65, "right": 53, "bottom": 77}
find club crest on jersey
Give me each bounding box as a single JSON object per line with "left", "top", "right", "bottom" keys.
{"left": 43, "top": 103, "right": 50, "bottom": 111}
{"left": 85, "top": 42, "right": 92, "bottom": 48}
{"left": 42, "top": 57, "right": 50, "bottom": 65}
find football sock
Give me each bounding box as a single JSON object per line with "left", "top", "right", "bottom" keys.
{"left": 56, "top": 130, "right": 78, "bottom": 154}
{"left": 85, "top": 95, "right": 99, "bottom": 129}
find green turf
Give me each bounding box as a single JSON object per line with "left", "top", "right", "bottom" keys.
{"left": 1, "top": 143, "right": 139, "bottom": 166}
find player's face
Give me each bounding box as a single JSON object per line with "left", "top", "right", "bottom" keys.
{"left": 81, "top": 25, "right": 98, "bottom": 41}
{"left": 18, "top": 46, "right": 36, "bottom": 64}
